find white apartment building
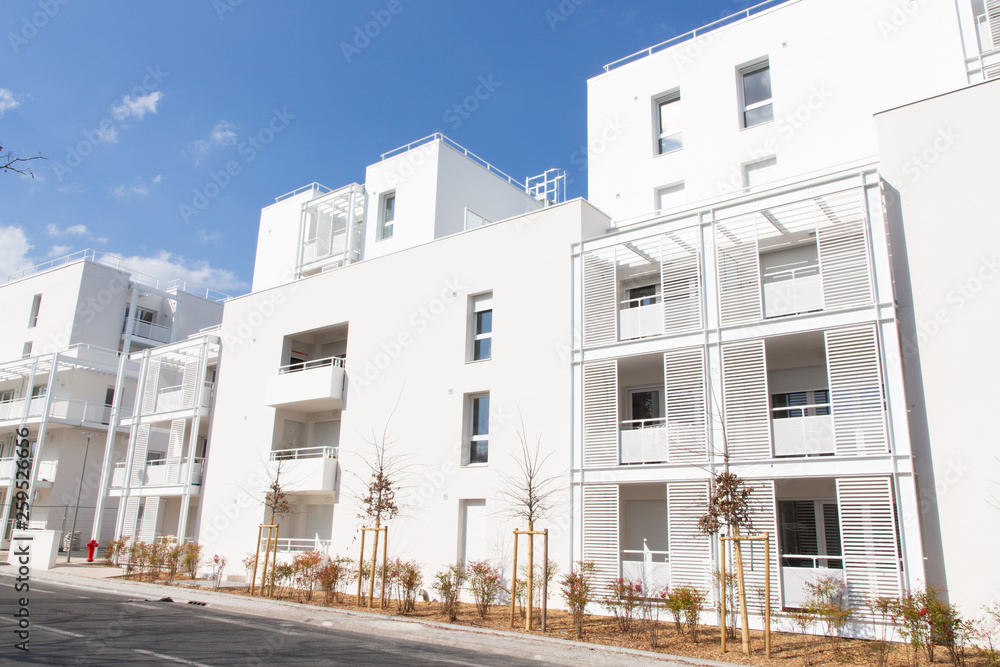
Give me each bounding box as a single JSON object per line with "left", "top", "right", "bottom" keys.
{"left": 198, "top": 136, "right": 603, "bottom": 577}
{"left": 573, "top": 0, "right": 998, "bottom": 625}
{"left": 0, "top": 251, "right": 224, "bottom": 550}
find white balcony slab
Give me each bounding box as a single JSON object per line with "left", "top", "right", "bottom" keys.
{"left": 265, "top": 364, "right": 345, "bottom": 411}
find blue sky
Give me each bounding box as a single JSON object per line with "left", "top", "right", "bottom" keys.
{"left": 0, "top": 0, "right": 758, "bottom": 294}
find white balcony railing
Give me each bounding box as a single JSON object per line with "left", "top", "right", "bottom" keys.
{"left": 618, "top": 297, "right": 663, "bottom": 340}
{"left": 110, "top": 457, "right": 204, "bottom": 489}
{"left": 620, "top": 419, "right": 668, "bottom": 464}
{"left": 763, "top": 267, "right": 823, "bottom": 318}
{"left": 266, "top": 357, "right": 346, "bottom": 412}
{"left": 621, "top": 548, "right": 669, "bottom": 595}
{"left": 772, "top": 404, "right": 835, "bottom": 456}
{"left": 0, "top": 396, "right": 131, "bottom": 425}
{"left": 266, "top": 447, "right": 337, "bottom": 492}
{"left": 131, "top": 319, "right": 172, "bottom": 343}
{"left": 780, "top": 554, "right": 844, "bottom": 608}
{"left": 155, "top": 382, "right": 214, "bottom": 413}
{"left": 274, "top": 537, "right": 332, "bottom": 554}
{"left": 0, "top": 458, "right": 57, "bottom": 482}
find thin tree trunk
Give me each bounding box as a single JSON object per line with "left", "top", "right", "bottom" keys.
{"left": 733, "top": 526, "right": 751, "bottom": 655}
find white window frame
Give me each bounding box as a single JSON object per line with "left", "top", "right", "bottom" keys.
{"left": 378, "top": 191, "right": 395, "bottom": 241}
{"left": 28, "top": 294, "right": 42, "bottom": 328}
{"left": 469, "top": 292, "right": 493, "bottom": 362}
{"left": 465, "top": 208, "right": 489, "bottom": 231}
{"left": 0, "top": 390, "right": 14, "bottom": 403}
{"left": 137, "top": 307, "right": 156, "bottom": 325}
{"left": 654, "top": 91, "right": 682, "bottom": 155}
{"left": 655, "top": 182, "right": 684, "bottom": 213}
{"left": 465, "top": 393, "right": 490, "bottom": 466}
{"left": 743, "top": 156, "right": 778, "bottom": 191}
{"left": 21, "top": 342, "right": 32, "bottom": 359}
{"left": 778, "top": 498, "right": 842, "bottom": 569}
{"left": 738, "top": 58, "right": 773, "bottom": 129}
{"left": 625, "top": 385, "right": 665, "bottom": 425}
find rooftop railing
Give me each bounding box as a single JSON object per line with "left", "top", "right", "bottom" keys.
{"left": 603, "top": 0, "right": 790, "bottom": 72}
{"left": 274, "top": 182, "right": 333, "bottom": 203}
{"left": 2, "top": 249, "right": 230, "bottom": 302}
{"left": 380, "top": 133, "right": 528, "bottom": 194}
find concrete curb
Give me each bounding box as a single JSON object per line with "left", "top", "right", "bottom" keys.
{"left": 17, "top": 566, "right": 743, "bottom": 667}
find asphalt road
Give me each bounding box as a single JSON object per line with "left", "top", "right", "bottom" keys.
{"left": 0, "top": 572, "right": 554, "bottom": 666}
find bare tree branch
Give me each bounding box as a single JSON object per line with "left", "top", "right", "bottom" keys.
{"left": 497, "top": 411, "right": 560, "bottom": 524}
{"left": 1, "top": 146, "right": 44, "bottom": 178}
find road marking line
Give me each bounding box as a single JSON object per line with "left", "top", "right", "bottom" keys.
{"left": 0, "top": 616, "right": 85, "bottom": 639}
{"left": 132, "top": 648, "right": 216, "bottom": 666}
{"left": 198, "top": 613, "right": 304, "bottom": 636}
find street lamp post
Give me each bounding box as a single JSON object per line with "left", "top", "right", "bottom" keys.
{"left": 67, "top": 432, "right": 94, "bottom": 563}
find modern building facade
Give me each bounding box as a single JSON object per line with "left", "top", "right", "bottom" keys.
{"left": 0, "top": 250, "right": 224, "bottom": 550}
{"left": 573, "top": 0, "right": 999, "bottom": 625}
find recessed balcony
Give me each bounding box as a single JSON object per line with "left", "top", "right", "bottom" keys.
{"left": 110, "top": 457, "right": 204, "bottom": 493}
{"left": 0, "top": 458, "right": 56, "bottom": 483}
{"left": 267, "top": 446, "right": 338, "bottom": 494}
{"left": 780, "top": 556, "right": 844, "bottom": 608}
{"left": 155, "top": 382, "right": 214, "bottom": 413}
{"left": 620, "top": 418, "right": 668, "bottom": 464}
{"left": 619, "top": 297, "right": 663, "bottom": 340}
{"left": 265, "top": 357, "right": 345, "bottom": 412}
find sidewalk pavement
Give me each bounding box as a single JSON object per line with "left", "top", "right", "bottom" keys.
{"left": 9, "top": 559, "right": 743, "bottom": 667}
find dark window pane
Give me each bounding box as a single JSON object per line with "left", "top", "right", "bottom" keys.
{"left": 743, "top": 66, "right": 771, "bottom": 106}
{"left": 814, "top": 389, "right": 830, "bottom": 416}
{"left": 631, "top": 391, "right": 659, "bottom": 421}
{"left": 474, "top": 338, "right": 491, "bottom": 361}
{"left": 476, "top": 310, "right": 492, "bottom": 335}
{"left": 744, "top": 103, "right": 774, "bottom": 127}
{"left": 470, "top": 440, "right": 489, "bottom": 464}
{"left": 472, "top": 396, "right": 489, "bottom": 436}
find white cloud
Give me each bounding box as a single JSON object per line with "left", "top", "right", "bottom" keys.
{"left": 47, "top": 223, "right": 89, "bottom": 237}
{"left": 152, "top": 174, "right": 162, "bottom": 184}
{"left": 186, "top": 120, "right": 239, "bottom": 165}
{"left": 109, "top": 177, "right": 153, "bottom": 201}
{"left": 195, "top": 229, "right": 222, "bottom": 243}
{"left": 95, "top": 125, "right": 119, "bottom": 144}
{"left": 112, "top": 250, "right": 247, "bottom": 294}
{"left": 110, "top": 90, "right": 164, "bottom": 122}
{"left": 47, "top": 245, "right": 71, "bottom": 257}
{"left": 0, "top": 88, "right": 21, "bottom": 117}
{"left": 0, "top": 226, "right": 33, "bottom": 278}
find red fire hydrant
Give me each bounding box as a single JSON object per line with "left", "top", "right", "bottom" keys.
{"left": 86, "top": 539, "right": 99, "bottom": 562}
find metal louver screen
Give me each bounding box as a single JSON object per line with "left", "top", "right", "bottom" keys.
{"left": 138, "top": 497, "right": 165, "bottom": 543}
{"left": 988, "top": 0, "right": 1000, "bottom": 49}
{"left": 582, "top": 359, "right": 619, "bottom": 467}
{"left": 181, "top": 360, "right": 200, "bottom": 408}
{"left": 667, "top": 481, "right": 711, "bottom": 592}
{"left": 825, "top": 326, "right": 888, "bottom": 455}
{"left": 663, "top": 347, "right": 707, "bottom": 463}
{"left": 716, "top": 215, "right": 762, "bottom": 325}
{"left": 582, "top": 484, "right": 619, "bottom": 590}
{"left": 660, "top": 228, "right": 703, "bottom": 333}
{"left": 130, "top": 424, "right": 150, "bottom": 486}
{"left": 722, "top": 340, "right": 772, "bottom": 461}
{"left": 121, "top": 497, "right": 140, "bottom": 540}
{"left": 836, "top": 477, "right": 902, "bottom": 607}
{"left": 816, "top": 191, "right": 872, "bottom": 309}
{"left": 141, "top": 357, "right": 161, "bottom": 414}
{"left": 165, "top": 419, "right": 186, "bottom": 485}
{"left": 739, "top": 481, "right": 781, "bottom": 612}
{"left": 582, "top": 250, "right": 617, "bottom": 346}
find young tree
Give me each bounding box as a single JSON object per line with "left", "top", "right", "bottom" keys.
{"left": 497, "top": 413, "right": 560, "bottom": 630}
{"left": 699, "top": 470, "right": 755, "bottom": 654}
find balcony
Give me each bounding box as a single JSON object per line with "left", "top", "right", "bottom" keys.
{"left": 621, "top": 548, "right": 669, "bottom": 594}
{"left": 0, "top": 458, "right": 57, "bottom": 483}
{"left": 267, "top": 446, "right": 337, "bottom": 494}
{"left": 275, "top": 537, "right": 332, "bottom": 554}
{"left": 772, "top": 403, "right": 834, "bottom": 457}
{"left": 620, "top": 419, "right": 668, "bottom": 464}
{"left": 155, "top": 382, "right": 214, "bottom": 413}
{"left": 0, "top": 396, "right": 132, "bottom": 426}
{"left": 619, "top": 296, "right": 663, "bottom": 340}
{"left": 762, "top": 265, "right": 823, "bottom": 319}
{"left": 110, "top": 457, "right": 204, "bottom": 490}
{"left": 780, "top": 555, "right": 843, "bottom": 608}
{"left": 265, "top": 357, "right": 346, "bottom": 412}
{"left": 131, "top": 320, "right": 172, "bottom": 343}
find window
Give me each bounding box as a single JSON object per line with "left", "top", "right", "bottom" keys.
{"left": 470, "top": 293, "right": 493, "bottom": 361}
{"left": 772, "top": 390, "right": 830, "bottom": 419}
{"left": 778, "top": 500, "right": 842, "bottom": 569}
{"left": 656, "top": 92, "right": 682, "bottom": 154}
{"left": 627, "top": 284, "right": 658, "bottom": 309}
{"left": 0, "top": 390, "right": 14, "bottom": 403}
{"left": 137, "top": 308, "right": 156, "bottom": 324}
{"left": 28, "top": 294, "right": 41, "bottom": 328}
{"left": 31, "top": 385, "right": 46, "bottom": 398}
{"left": 467, "top": 393, "right": 490, "bottom": 464}
{"left": 740, "top": 59, "right": 773, "bottom": 128}
{"left": 465, "top": 208, "right": 489, "bottom": 230}
{"left": 378, "top": 192, "right": 395, "bottom": 240}
{"left": 743, "top": 157, "right": 778, "bottom": 190}
{"left": 655, "top": 182, "right": 684, "bottom": 212}
{"left": 625, "top": 386, "right": 664, "bottom": 430}
{"left": 22, "top": 342, "right": 33, "bottom": 358}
